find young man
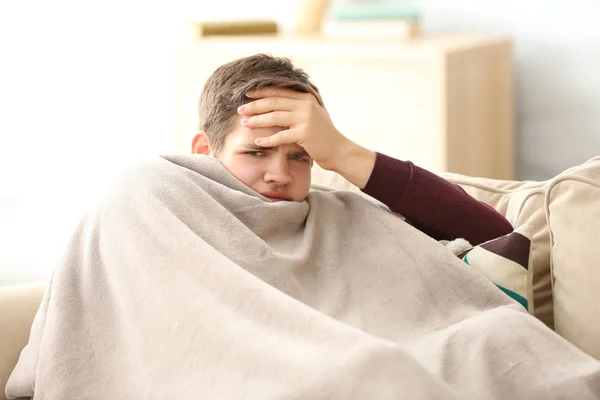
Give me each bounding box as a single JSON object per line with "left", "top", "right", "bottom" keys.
{"left": 10, "top": 55, "right": 600, "bottom": 400}
{"left": 192, "top": 54, "right": 512, "bottom": 245}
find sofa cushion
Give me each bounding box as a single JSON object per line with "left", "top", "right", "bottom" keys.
{"left": 0, "top": 282, "right": 46, "bottom": 400}
{"left": 546, "top": 156, "right": 600, "bottom": 359}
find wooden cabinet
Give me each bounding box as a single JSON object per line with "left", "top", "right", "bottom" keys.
{"left": 173, "top": 35, "right": 514, "bottom": 179}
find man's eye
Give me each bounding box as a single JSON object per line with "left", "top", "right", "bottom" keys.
{"left": 291, "top": 155, "right": 309, "bottom": 162}
{"left": 246, "top": 151, "right": 264, "bottom": 157}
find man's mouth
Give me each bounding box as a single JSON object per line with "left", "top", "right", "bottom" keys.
{"left": 262, "top": 192, "right": 290, "bottom": 202}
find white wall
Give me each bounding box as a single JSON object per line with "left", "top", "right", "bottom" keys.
{"left": 0, "top": 0, "right": 299, "bottom": 284}
{"left": 0, "top": 1, "right": 182, "bottom": 283}
{"left": 1, "top": 0, "right": 598, "bottom": 283}
{"left": 376, "top": 0, "right": 600, "bottom": 179}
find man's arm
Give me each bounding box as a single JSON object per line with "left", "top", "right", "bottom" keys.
{"left": 360, "top": 152, "right": 513, "bottom": 245}
{"left": 331, "top": 142, "right": 513, "bottom": 245}
{"left": 239, "top": 88, "right": 513, "bottom": 245}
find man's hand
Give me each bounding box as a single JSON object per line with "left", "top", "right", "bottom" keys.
{"left": 239, "top": 88, "right": 348, "bottom": 172}
{"left": 238, "top": 88, "right": 377, "bottom": 188}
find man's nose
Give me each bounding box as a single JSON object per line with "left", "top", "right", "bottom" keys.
{"left": 264, "top": 155, "right": 293, "bottom": 186}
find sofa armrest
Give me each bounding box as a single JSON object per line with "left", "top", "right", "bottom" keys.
{"left": 0, "top": 283, "right": 46, "bottom": 400}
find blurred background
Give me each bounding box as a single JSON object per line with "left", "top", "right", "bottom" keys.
{"left": 1, "top": 0, "right": 599, "bottom": 285}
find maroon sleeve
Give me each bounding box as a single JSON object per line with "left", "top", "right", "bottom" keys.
{"left": 361, "top": 152, "right": 513, "bottom": 245}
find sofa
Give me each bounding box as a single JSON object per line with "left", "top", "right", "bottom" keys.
{"left": 1, "top": 155, "right": 599, "bottom": 399}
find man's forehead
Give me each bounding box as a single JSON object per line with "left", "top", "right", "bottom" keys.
{"left": 228, "top": 123, "right": 284, "bottom": 141}
{"left": 227, "top": 125, "right": 307, "bottom": 154}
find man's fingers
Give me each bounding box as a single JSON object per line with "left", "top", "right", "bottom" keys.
{"left": 254, "top": 129, "right": 298, "bottom": 148}
{"left": 241, "top": 111, "right": 296, "bottom": 129}
{"left": 238, "top": 97, "right": 295, "bottom": 116}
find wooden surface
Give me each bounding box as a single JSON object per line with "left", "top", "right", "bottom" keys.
{"left": 173, "top": 35, "right": 514, "bottom": 179}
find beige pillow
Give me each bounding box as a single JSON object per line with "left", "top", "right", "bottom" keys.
{"left": 545, "top": 156, "right": 600, "bottom": 359}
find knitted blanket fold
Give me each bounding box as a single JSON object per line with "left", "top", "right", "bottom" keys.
{"left": 7, "top": 155, "right": 600, "bottom": 399}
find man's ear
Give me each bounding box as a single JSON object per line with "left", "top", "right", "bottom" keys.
{"left": 192, "top": 131, "right": 212, "bottom": 155}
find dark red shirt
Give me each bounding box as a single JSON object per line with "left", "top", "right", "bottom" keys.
{"left": 362, "top": 153, "right": 513, "bottom": 246}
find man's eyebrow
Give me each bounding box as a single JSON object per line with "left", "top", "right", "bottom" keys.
{"left": 241, "top": 143, "right": 274, "bottom": 151}
{"left": 241, "top": 143, "right": 310, "bottom": 158}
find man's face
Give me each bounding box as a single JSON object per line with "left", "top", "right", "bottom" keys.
{"left": 213, "top": 121, "right": 313, "bottom": 202}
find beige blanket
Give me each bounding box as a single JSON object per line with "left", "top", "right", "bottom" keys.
{"left": 7, "top": 155, "right": 600, "bottom": 399}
